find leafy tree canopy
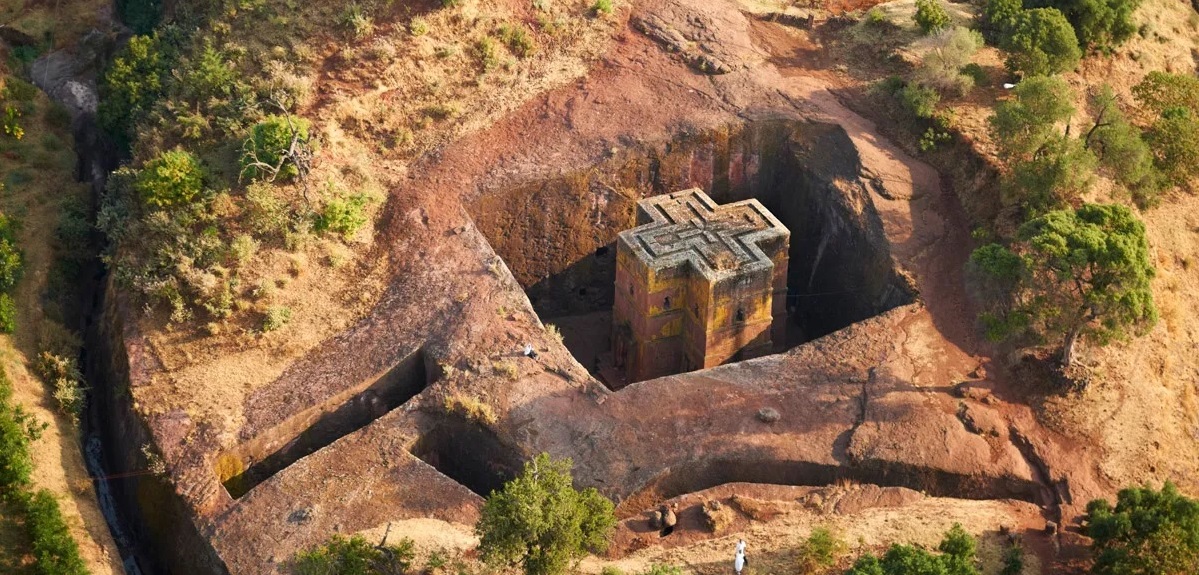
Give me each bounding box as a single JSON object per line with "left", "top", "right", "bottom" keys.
{"left": 1085, "top": 482, "right": 1199, "bottom": 575}
{"left": 1133, "top": 71, "right": 1199, "bottom": 117}
{"left": 136, "top": 148, "right": 206, "bottom": 209}
{"left": 844, "top": 524, "right": 979, "bottom": 575}
{"left": 476, "top": 453, "right": 616, "bottom": 575}
{"left": 1086, "top": 86, "right": 1162, "bottom": 207}
{"left": 291, "top": 534, "right": 414, "bottom": 575}
{"left": 914, "top": 0, "right": 952, "bottom": 35}
{"left": 1002, "top": 7, "right": 1082, "bottom": 77}
{"left": 98, "top": 34, "right": 168, "bottom": 149}
{"left": 974, "top": 203, "right": 1156, "bottom": 365}
{"left": 981, "top": 0, "right": 1024, "bottom": 43}
{"left": 241, "top": 115, "right": 312, "bottom": 182}
{"left": 990, "top": 75, "right": 1075, "bottom": 160}
{"left": 1002, "top": 134, "right": 1097, "bottom": 214}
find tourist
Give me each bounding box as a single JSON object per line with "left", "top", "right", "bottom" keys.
{"left": 522, "top": 344, "right": 538, "bottom": 359}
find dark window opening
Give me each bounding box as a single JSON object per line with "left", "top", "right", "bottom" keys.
{"left": 735, "top": 308, "right": 745, "bottom": 323}
{"left": 595, "top": 246, "right": 610, "bottom": 258}
{"left": 663, "top": 296, "right": 671, "bottom": 310}
{"left": 578, "top": 288, "right": 587, "bottom": 297}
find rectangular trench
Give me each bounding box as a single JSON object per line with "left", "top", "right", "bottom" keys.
{"left": 220, "top": 349, "right": 429, "bottom": 499}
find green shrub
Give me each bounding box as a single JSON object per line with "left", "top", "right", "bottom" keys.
{"left": 0, "top": 237, "right": 22, "bottom": 293}
{"left": 243, "top": 182, "right": 295, "bottom": 239}
{"left": 637, "top": 566, "right": 682, "bottom": 575}
{"left": 899, "top": 83, "right": 941, "bottom": 119}
{"left": 915, "top": 27, "right": 983, "bottom": 96}
{"left": 989, "top": 75, "right": 1075, "bottom": 161}
{"left": 1002, "top": 8, "right": 1081, "bottom": 76}
{"left": 0, "top": 293, "right": 16, "bottom": 334}
{"left": 98, "top": 34, "right": 167, "bottom": 149}
{"left": 919, "top": 127, "right": 952, "bottom": 151}
{"left": 117, "top": 0, "right": 163, "bottom": 34}
{"left": 291, "top": 534, "right": 414, "bottom": 575}
{"left": 136, "top": 149, "right": 205, "bottom": 209}
{"left": 845, "top": 525, "right": 980, "bottom": 575}
{"left": 263, "top": 306, "right": 292, "bottom": 332}
{"left": 477, "top": 453, "right": 616, "bottom": 575}
{"left": 1146, "top": 107, "right": 1199, "bottom": 188}
{"left": 23, "top": 489, "right": 89, "bottom": 575}
{"left": 1085, "top": 482, "right": 1199, "bottom": 575}
{"left": 180, "top": 42, "right": 237, "bottom": 104}
{"left": 241, "top": 115, "right": 312, "bottom": 182}
{"left": 1132, "top": 71, "right": 1199, "bottom": 116}
{"left": 593, "top": 0, "right": 614, "bottom": 15}
{"left": 441, "top": 0, "right": 462, "bottom": 7}
{"left": 338, "top": 2, "right": 375, "bottom": 40}
{"left": 999, "top": 542, "right": 1024, "bottom": 575}
{"left": 410, "top": 17, "right": 430, "bottom": 36}
{"left": 1027, "top": 0, "right": 1140, "bottom": 50}
{"left": 914, "top": 0, "right": 951, "bottom": 34}
{"left": 35, "top": 352, "right": 85, "bottom": 421}
{"left": 959, "top": 63, "right": 989, "bottom": 87}
{"left": 797, "top": 527, "right": 846, "bottom": 572}
{"left": 315, "top": 194, "right": 372, "bottom": 239}
{"left": 476, "top": 37, "right": 500, "bottom": 71}
{"left": 1002, "top": 135, "right": 1097, "bottom": 214}
{"left": 981, "top": 0, "right": 1024, "bottom": 43}
{"left": 499, "top": 24, "right": 537, "bottom": 58}
{"left": 0, "top": 380, "right": 34, "bottom": 490}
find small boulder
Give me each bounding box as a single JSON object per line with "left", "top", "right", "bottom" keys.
{"left": 757, "top": 407, "right": 781, "bottom": 423}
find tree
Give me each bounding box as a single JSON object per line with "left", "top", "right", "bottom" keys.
{"left": 1002, "top": 134, "right": 1097, "bottom": 214}
{"left": 1002, "top": 8, "right": 1082, "bottom": 77}
{"left": 291, "top": 534, "right": 414, "bottom": 575}
{"left": 980, "top": 0, "right": 1024, "bottom": 43}
{"left": 843, "top": 525, "right": 979, "bottom": 575}
{"left": 914, "top": 27, "right": 984, "bottom": 96}
{"left": 1026, "top": 0, "right": 1141, "bottom": 50}
{"left": 1085, "top": 482, "right": 1199, "bottom": 575}
{"left": 797, "top": 527, "right": 847, "bottom": 573}
{"left": 1086, "top": 86, "right": 1162, "bottom": 207}
{"left": 241, "top": 115, "right": 313, "bottom": 182}
{"left": 1066, "top": 0, "right": 1139, "bottom": 50}
{"left": 1132, "top": 71, "right": 1199, "bottom": 117}
{"left": 98, "top": 34, "right": 167, "bottom": 149}
{"left": 938, "top": 524, "right": 979, "bottom": 575}
{"left": 1145, "top": 107, "right": 1199, "bottom": 188}
{"left": 914, "top": 0, "right": 951, "bottom": 34}
{"left": 135, "top": 149, "right": 205, "bottom": 209}
{"left": 900, "top": 83, "right": 941, "bottom": 119}
{"left": 476, "top": 453, "right": 616, "bottom": 575}
{"left": 976, "top": 204, "right": 1156, "bottom": 367}
{"left": 990, "top": 75, "right": 1075, "bottom": 160}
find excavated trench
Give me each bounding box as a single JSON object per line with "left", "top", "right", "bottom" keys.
{"left": 410, "top": 419, "right": 523, "bottom": 497}
{"left": 220, "top": 349, "right": 432, "bottom": 498}
{"left": 468, "top": 118, "right": 915, "bottom": 383}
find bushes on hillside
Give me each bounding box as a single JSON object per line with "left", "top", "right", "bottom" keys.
{"left": 915, "top": 27, "right": 984, "bottom": 97}
{"left": 1002, "top": 7, "right": 1081, "bottom": 76}
{"left": 98, "top": 34, "right": 167, "bottom": 149}
{"left": 1085, "top": 482, "right": 1199, "bottom": 574}
{"left": 970, "top": 204, "right": 1156, "bottom": 366}
{"left": 844, "top": 524, "right": 980, "bottom": 575}
{"left": 135, "top": 149, "right": 205, "bottom": 208}
{"left": 291, "top": 534, "right": 414, "bottom": 575}
{"left": 1026, "top": 0, "right": 1141, "bottom": 50}
{"left": 476, "top": 453, "right": 616, "bottom": 575}
{"left": 1, "top": 370, "right": 87, "bottom": 575}
{"left": 241, "top": 115, "right": 312, "bottom": 182}
{"left": 914, "top": 0, "right": 951, "bottom": 35}
{"left": 1134, "top": 72, "right": 1199, "bottom": 188}
{"left": 24, "top": 489, "right": 89, "bottom": 575}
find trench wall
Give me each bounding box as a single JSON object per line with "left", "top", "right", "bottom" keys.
{"left": 89, "top": 279, "right": 229, "bottom": 575}
{"left": 468, "top": 118, "right": 913, "bottom": 341}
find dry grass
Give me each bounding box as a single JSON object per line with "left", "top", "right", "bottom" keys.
{"left": 443, "top": 394, "right": 498, "bottom": 425}
{"left": 0, "top": 61, "right": 123, "bottom": 573}
{"left": 127, "top": 0, "right": 617, "bottom": 428}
